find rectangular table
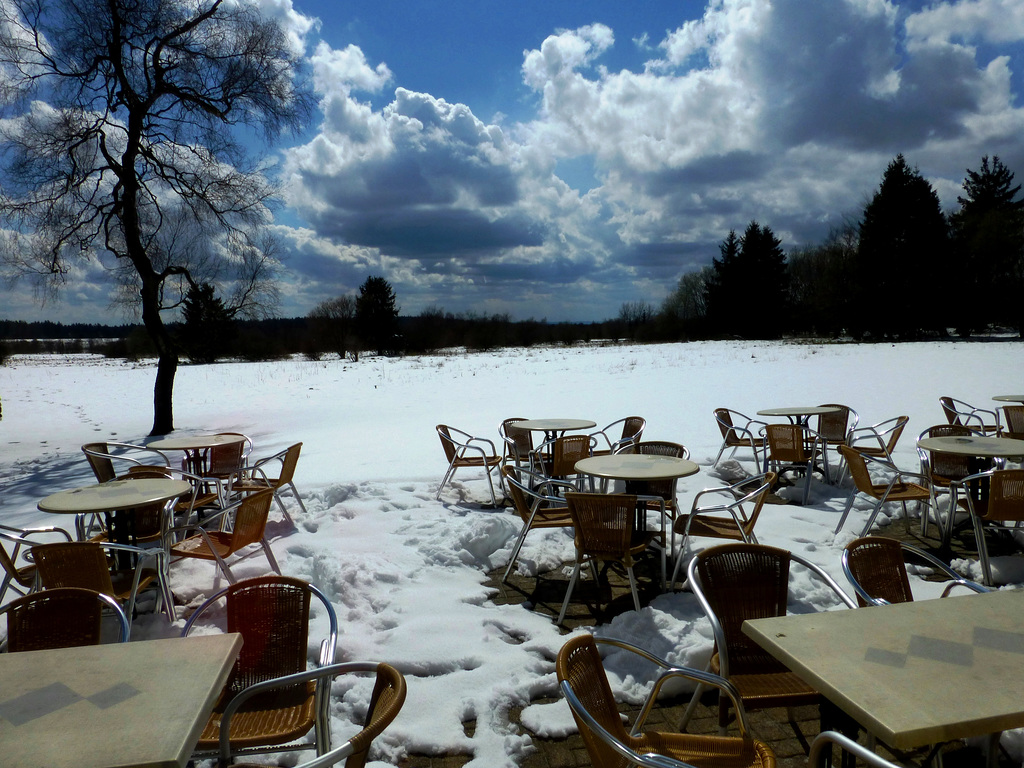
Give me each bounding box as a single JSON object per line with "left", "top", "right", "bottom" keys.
{"left": 0, "top": 633, "right": 241, "bottom": 768}
{"left": 743, "top": 589, "right": 1024, "bottom": 752}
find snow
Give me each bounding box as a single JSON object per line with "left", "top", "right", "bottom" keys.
{"left": 1, "top": 339, "right": 1023, "bottom": 766}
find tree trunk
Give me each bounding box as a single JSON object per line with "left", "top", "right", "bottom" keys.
{"left": 151, "top": 348, "right": 177, "bottom": 435}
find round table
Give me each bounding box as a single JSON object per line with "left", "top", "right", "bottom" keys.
{"left": 575, "top": 454, "right": 699, "bottom": 482}
{"left": 993, "top": 395, "right": 1024, "bottom": 404}
{"left": 915, "top": 435, "right": 1024, "bottom": 458}
{"left": 757, "top": 406, "right": 841, "bottom": 424}
{"left": 39, "top": 477, "right": 193, "bottom": 563}
{"left": 148, "top": 433, "right": 246, "bottom": 475}
{"left": 515, "top": 418, "right": 597, "bottom": 444}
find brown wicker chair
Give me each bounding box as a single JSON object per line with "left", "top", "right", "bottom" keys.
{"left": 763, "top": 424, "right": 824, "bottom": 505}
{"left": 815, "top": 404, "right": 858, "bottom": 483}
{"left": 837, "top": 415, "right": 908, "bottom": 484}
{"left": 500, "top": 465, "right": 575, "bottom": 583}
{"left": 229, "top": 442, "right": 307, "bottom": 526}
{"left": 181, "top": 575, "right": 339, "bottom": 764}
{"left": 169, "top": 488, "right": 281, "bottom": 585}
{"left": 557, "top": 492, "right": 666, "bottom": 625}
{"left": 841, "top": 536, "right": 987, "bottom": 606}
{"left": 623, "top": 440, "right": 690, "bottom": 526}
{"left": 916, "top": 424, "right": 984, "bottom": 541}
{"left": 712, "top": 409, "right": 768, "bottom": 470}
{"left": 205, "top": 432, "right": 252, "bottom": 478}
{"left": 82, "top": 441, "right": 171, "bottom": 483}
{"left": 588, "top": 416, "right": 646, "bottom": 457}
{"left": 939, "top": 396, "right": 999, "bottom": 434}
{"left": 670, "top": 472, "right": 776, "bottom": 588}
{"left": 532, "top": 434, "right": 592, "bottom": 489}
{"left": 999, "top": 405, "right": 1024, "bottom": 439}
{"left": 1, "top": 587, "right": 129, "bottom": 651}
{"left": 958, "top": 468, "right": 1024, "bottom": 586}
{"left": 0, "top": 523, "right": 73, "bottom": 604}
{"left": 557, "top": 634, "right": 776, "bottom": 768}
{"left": 31, "top": 539, "right": 174, "bottom": 624}
{"left": 679, "top": 543, "right": 856, "bottom": 734}
{"left": 499, "top": 417, "right": 534, "bottom": 468}
{"left": 435, "top": 425, "right": 503, "bottom": 506}
{"left": 228, "top": 661, "right": 406, "bottom": 768}
{"left": 834, "top": 446, "right": 932, "bottom": 537}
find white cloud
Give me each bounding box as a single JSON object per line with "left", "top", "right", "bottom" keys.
{"left": 906, "top": 0, "right": 1024, "bottom": 45}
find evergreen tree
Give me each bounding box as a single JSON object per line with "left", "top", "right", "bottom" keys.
{"left": 949, "top": 156, "right": 1024, "bottom": 336}
{"left": 856, "top": 155, "right": 950, "bottom": 338}
{"left": 355, "top": 276, "right": 401, "bottom": 355}
{"left": 180, "top": 284, "right": 235, "bottom": 365}
{"left": 705, "top": 223, "right": 788, "bottom": 338}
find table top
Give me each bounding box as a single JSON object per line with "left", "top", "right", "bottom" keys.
{"left": 575, "top": 453, "right": 700, "bottom": 481}
{"left": 147, "top": 434, "right": 246, "bottom": 452}
{"left": 38, "top": 478, "right": 193, "bottom": 515}
{"left": 756, "top": 406, "right": 841, "bottom": 418}
{"left": 0, "top": 633, "right": 241, "bottom": 768}
{"left": 742, "top": 589, "right": 1024, "bottom": 749}
{"left": 993, "top": 395, "right": 1024, "bottom": 403}
{"left": 916, "top": 435, "right": 1024, "bottom": 458}
{"left": 514, "top": 419, "right": 597, "bottom": 432}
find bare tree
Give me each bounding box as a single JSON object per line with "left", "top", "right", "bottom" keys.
{"left": 0, "top": 0, "right": 309, "bottom": 434}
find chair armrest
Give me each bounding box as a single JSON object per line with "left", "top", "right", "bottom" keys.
{"left": 939, "top": 580, "right": 990, "bottom": 597}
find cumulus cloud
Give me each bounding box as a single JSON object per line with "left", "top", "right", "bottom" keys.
{"left": 270, "top": 0, "right": 1024, "bottom": 322}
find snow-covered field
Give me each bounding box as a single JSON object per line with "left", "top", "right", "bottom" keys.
{"left": 1, "top": 339, "right": 1022, "bottom": 766}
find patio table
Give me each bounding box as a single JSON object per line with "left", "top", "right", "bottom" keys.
{"left": 743, "top": 589, "right": 1024, "bottom": 766}
{"left": 0, "top": 633, "right": 241, "bottom": 768}
{"left": 148, "top": 433, "right": 247, "bottom": 476}
{"left": 514, "top": 418, "right": 596, "bottom": 444}
{"left": 992, "top": 395, "right": 1024, "bottom": 404}
{"left": 756, "top": 405, "right": 841, "bottom": 425}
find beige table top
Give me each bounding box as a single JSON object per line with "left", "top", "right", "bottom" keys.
{"left": 575, "top": 454, "right": 699, "bottom": 481}
{"left": 515, "top": 419, "right": 596, "bottom": 432}
{"left": 757, "top": 406, "right": 841, "bottom": 418}
{"left": 0, "top": 633, "right": 241, "bottom": 768}
{"left": 37, "top": 478, "right": 193, "bottom": 515}
{"left": 147, "top": 434, "right": 245, "bottom": 452}
{"left": 993, "top": 395, "right": 1024, "bottom": 403}
{"left": 916, "top": 435, "right": 1024, "bottom": 458}
{"left": 743, "top": 589, "right": 1024, "bottom": 749}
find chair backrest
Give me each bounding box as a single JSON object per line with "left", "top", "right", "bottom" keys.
{"left": 838, "top": 446, "right": 877, "bottom": 496}
{"left": 980, "top": 469, "right": 1024, "bottom": 523}
{"left": 229, "top": 489, "right": 275, "bottom": 551}
{"left": 919, "top": 424, "right": 974, "bottom": 480}
{"left": 939, "top": 396, "right": 960, "bottom": 426}
{"left": 551, "top": 435, "right": 590, "bottom": 476}
{"left": 501, "top": 465, "right": 535, "bottom": 523}
{"left": 765, "top": 423, "right": 812, "bottom": 462}
{"left": 82, "top": 442, "right": 117, "bottom": 482}
{"left": 843, "top": 537, "right": 914, "bottom": 607}
{"left": 714, "top": 408, "right": 737, "bottom": 441}
{"left": 565, "top": 493, "right": 635, "bottom": 560}
{"left": 208, "top": 434, "right": 248, "bottom": 477}
{"left": 1002, "top": 406, "right": 1024, "bottom": 438}
{"left": 276, "top": 443, "right": 303, "bottom": 485}
{"left": 633, "top": 441, "right": 688, "bottom": 498}
{"left": 436, "top": 425, "right": 458, "bottom": 464}
{"left": 555, "top": 633, "right": 631, "bottom": 768}
{"left": 344, "top": 662, "right": 408, "bottom": 768}
{"left": 32, "top": 541, "right": 116, "bottom": 596}
{"left": 816, "top": 404, "right": 855, "bottom": 443}
{"left": 500, "top": 465, "right": 571, "bottom": 526}
{"left": 2, "top": 587, "right": 128, "bottom": 651}
{"left": 500, "top": 418, "right": 533, "bottom": 461}
{"left": 692, "top": 543, "right": 792, "bottom": 676}
{"left": 0, "top": 530, "right": 36, "bottom": 595}
{"left": 732, "top": 472, "right": 777, "bottom": 537}
{"left": 879, "top": 415, "right": 909, "bottom": 455}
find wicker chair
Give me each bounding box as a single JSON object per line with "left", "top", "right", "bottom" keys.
{"left": 841, "top": 536, "right": 988, "bottom": 606}
{"left": 999, "top": 405, "right": 1024, "bottom": 439}
{"left": 499, "top": 417, "right": 533, "bottom": 467}
{"left": 82, "top": 441, "right": 171, "bottom": 483}
{"left": 229, "top": 442, "right": 307, "bottom": 526}
{"left": 500, "top": 465, "right": 575, "bottom": 583}
{"left": 557, "top": 492, "right": 666, "bottom": 625}
{"left": 837, "top": 415, "right": 908, "bottom": 484}
{"left": 670, "top": 472, "right": 776, "bottom": 589}
{"left": 939, "top": 396, "right": 999, "bottom": 434}
{"left": 623, "top": 441, "right": 691, "bottom": 530}
{"left": 1, "top": 587, "right": 129, "bottom": 651}
{"left": 557, "top": 634, "right": 776, "bottom": 768}
{"left": 712, "top": 409, "right": 768, "bottom": 470}
{"left": 815, "top": 404, "right": 858, "bottom": 483}
{"left": 228, "top": 661, "right": 407, "bottom": 768}
{"left": 834, "top": 446, "right": 932, "bottom": 537}
{"left": 31, "top": 539, "right": 174, "bottom": 624}
{"left": 958, "top": 468, "right": 1024, "bottom": 586}
{"left": 182, "top": 575, "right": 340, "bottom": 764}
{"left": 205, "top": 432, "right": 252, "bottom": 478}
{"left": 763, "top": 424, "right": 824, "bottom": 505}
{"left": 916, "top": 424, "right": 982, "bottom": 541}
{"left": 679, "top": 543, "right": 856, "bottom": 734}
{"left": 435, "top": 425, "right": 503, "bottom": 506}
{"left": 588, "top": 417, "right": 646, "bottom": 457}
{"left": 531, "top": 434, "right": 592, "bottom": 489}
{"left": 0, "top": 523, "right": 73, "bottom": 604}
{"left": 169, "top": 488, "right": 281, "bottom": 585}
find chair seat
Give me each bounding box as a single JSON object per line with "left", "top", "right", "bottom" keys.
{"left": 866, "top": 481, "right": 931, "bottom": 503}
{"left": 631, "top": 731, "right": 775, "bottom": 768}
{"left": 728, "top": 672, "right": 820, "bottom": 709}
{"left": 674, "top": 514, "right": 747, "bottom": 541}
{"left": 195, "top": 681, "right": 317, "bottom": 750}
{"left": 170, "top": 530, "right": 237, "bottom": 560}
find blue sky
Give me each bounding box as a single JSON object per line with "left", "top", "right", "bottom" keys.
{"left": 4, "top": 0, "right": 1024, "bottom": 324}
